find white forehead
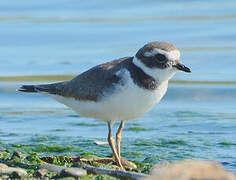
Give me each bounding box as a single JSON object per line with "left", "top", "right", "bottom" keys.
{"left": 144, "top": 48, "right": 180, "bottom": 60}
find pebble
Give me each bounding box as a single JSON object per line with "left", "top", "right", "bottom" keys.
{"left": 60, "top": 167, "right": 87, "bottom": 178}
{"left": 34, "top": 168, "right": 48, "bottom": 178}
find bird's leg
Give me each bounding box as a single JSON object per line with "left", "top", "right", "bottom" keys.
{"left": 116, "top": 121, "right": 125, "bottom": 158}
{"left": 115, "top": 121, "right": 137, "bottom": 169}
{"left": 107, "top": 122, "right": 124, "bottom": 170}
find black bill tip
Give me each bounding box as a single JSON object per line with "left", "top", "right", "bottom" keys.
{"left": 173, "top": 63, "right": 191, "bottom": 73}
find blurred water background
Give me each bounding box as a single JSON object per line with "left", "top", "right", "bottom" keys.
{"left": 0, "top": 0, "right": 236, "bottom": 172}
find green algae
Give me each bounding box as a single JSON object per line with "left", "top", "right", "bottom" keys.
{"left": 70, "top": 122, "right": 105, "bottom": 127}
{"left": 32, "top": 144, "right": 74, "bottom": 153}
{"left": 134, "top": 141, "right": 154, "bottom": 147}
{"left": 52, "top": 129, "right": 67, "bottom": 132}
{"left": 125, "top": 152, "right": 142, "bottom": 158}
{"left": 160, "top": 139, "right": 187, "bottom": 146}
{"left": 10, "top": 144, "right": 74, "bottom": 154}
{"left": 30, "top": 136, "right": 62, "bottom": 143}
{"left": 133, "top": 138, "right": 187, "bottom": 147}
{"left": 218, "top": 142, "right": 236, "bottom": 146}
{"left": 126, "top": 126, "right": 152, "bottom": 131}
{"left": 142, "top": 156, "right": 162, "bottom": 164}
{"left": 79, "top": 152, "right": 101, "bottom": 158}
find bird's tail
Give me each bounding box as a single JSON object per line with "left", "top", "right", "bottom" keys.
{"left": 17, "top": 82, "right": 65, "bottom": 94}
{"left": 17, "top": 85, "right": 38, "bottom": 93}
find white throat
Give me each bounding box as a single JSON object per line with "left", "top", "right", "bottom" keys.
{"left": 132, "top": 56, "right": 177, "bottom": 83}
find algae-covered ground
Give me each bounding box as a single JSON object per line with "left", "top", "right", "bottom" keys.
{"left": 0, "top": 130, "right": 197, "bottom": 179}
{"left": 0, "top": 142, "right": 151, "bottom": 179}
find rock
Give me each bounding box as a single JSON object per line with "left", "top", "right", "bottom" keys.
{"left": 10, "top": 171, "right": 26, "bottom": 178}
{"left": 79, "top": 163, "right": 148, "bottom": 179}
{"left": 94, "top": 141, "right": 108, "bottom": 145}
{"left": 0, "top": 166, "right": 27, "bottom": 177}
{"left": 34, "top": 168, "right": 48, "bottom": 178}
{"left": 39, "top": 163, "right": 87, "bottom": 178}
{"left": 12, "top": 151, "right": 25, "bottom": 160}
{"left": 39, "top": 163, "right": 65, "bottom": 173}
{"left": 143, "top": 160, "right": 236, "bottom": 180}
{"left": 0, "top": 163, "right": 8, "bottom": 168}
{"left": 60, "top": 167, "right": 87, "bottom": 178}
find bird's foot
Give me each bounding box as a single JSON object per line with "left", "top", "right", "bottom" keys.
{"left": 81, "top": 156, "right": 125, "bottom": 170}
{"left": 81, "top": 156, "right": 136, "bottom": 170}
{"left": 111, "top": 156, "right": 137, "bottom": 170}
{"left": 120, "top": 157, "right": 137, "bottom": 169}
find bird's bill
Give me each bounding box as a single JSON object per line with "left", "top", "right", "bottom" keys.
{"left": 173, "top": 63, "right": 191, "bottom": 73}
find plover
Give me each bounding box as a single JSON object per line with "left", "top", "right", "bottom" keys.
{"left": 18, "top": 41, "right": 191, "bottom": 170}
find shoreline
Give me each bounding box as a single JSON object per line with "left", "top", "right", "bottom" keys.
{"left": 0, "top": 75, "right": 236, "bottom": 85}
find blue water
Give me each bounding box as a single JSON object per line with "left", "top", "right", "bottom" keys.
{"left": 1, "top": 0, "right": 236, "bottom": 81}
{"left": 0, "top": 0, "right": 236, "bottom": 172}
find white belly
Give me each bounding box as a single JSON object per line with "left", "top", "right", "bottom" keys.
{"left": 48, "top": 77, "right": 168, "bottom": 122}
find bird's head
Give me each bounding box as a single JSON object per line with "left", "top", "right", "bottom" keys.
{"left": 133, "top": 41, "right": 191, "bottom": 82}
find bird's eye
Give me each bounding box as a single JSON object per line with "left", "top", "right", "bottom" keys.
{"left": 155, "top": 54, "right": 167, "bottom": 63}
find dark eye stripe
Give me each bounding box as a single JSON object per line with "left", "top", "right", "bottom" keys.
{"left": 155, "top": 54, "right": 166, "bottom": 62}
